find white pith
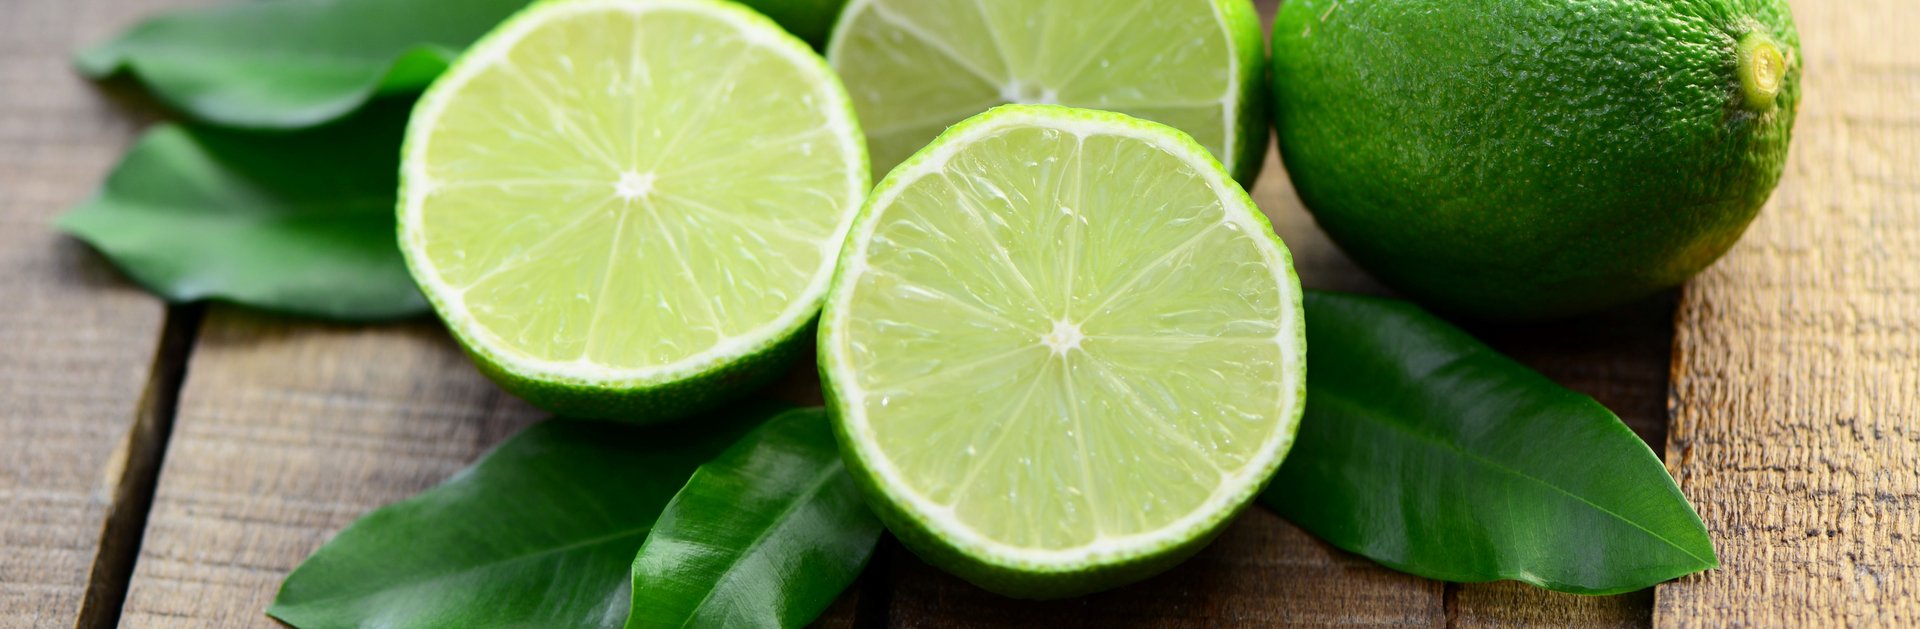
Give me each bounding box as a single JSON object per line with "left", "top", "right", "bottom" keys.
{"left": 1041, "top": 319, "right": 1085, "bottom": 356}
{"left": 398, "top": 0, "right": 866, "bottom": 386}
{"left": 824, "top": 0, "right": 1247, "bottom": 177}
{"left": 821, "top": 108, "right": 1304, "bottom": 569}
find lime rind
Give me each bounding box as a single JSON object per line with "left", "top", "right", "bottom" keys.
{"left": 819, "top": 105, "right": 1305, "bottom": 597}
{"left": 1217, "top": 0, "right": 1271, "bottom": 184}
{"left": 399, "top": 0, "right": 868, "bottom": 421}
{"left": 824, "top": 0, "right": 1268, "bottom": 186}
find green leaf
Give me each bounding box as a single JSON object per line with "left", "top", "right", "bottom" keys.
{"left": 629, "top": 408, "right": 880, "bottom": 629}
{"left": 78, "top": 0, "right": 846, "bottom": 129}
{"left": 1263, "top": 291, "right": 1716, "bottom": 595}
{"left": 76, "top": 0, "right": 528, "bottom": 128}
{"left": 739, "top": 0, "right": 848, "bottom": 49}
{"left": 268, "top": 401, "right": 792, "bottom": 629}
{"left": 56, "top": 101, "right": 425, "bottom": 321}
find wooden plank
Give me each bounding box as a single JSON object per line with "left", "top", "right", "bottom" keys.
{"left": 116, "top": 310, "right": 863, "bottom": 627}
{"left": 116, "top": 311, "right": 546, "bottom": 626}
{"left": 0, "top": 0, "right": 204, "bottom": 626}
{"left": 882, "top": 513, "right": 1444, "bottom": 628}
{"left": 1653, "top": 1, "right": 1920, "bottom": 626}
{"left": 1450, "top": 583, "right": 1652, "bottom": 629}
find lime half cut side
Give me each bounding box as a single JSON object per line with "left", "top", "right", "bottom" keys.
{"left": 819, "top": 105, "right": 1304, "bottom": 598}
{"left": 827, "top": 0, "right": 1267, "bottom": 186}
{"left": 400, "top": 0, "right": 867, "bottom": 422}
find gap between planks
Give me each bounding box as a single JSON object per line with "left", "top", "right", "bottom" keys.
{"left": 0, "top": 0, "right": 215, "bottom": 625}
{"left": 74, "top": 304, "right": 203, "bottom": 629}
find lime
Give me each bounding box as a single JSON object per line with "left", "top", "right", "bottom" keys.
{"left": 819, "top": 105, "right": 1305, "bottom": 598}
{"left": 1271, "top": 0, "right": 1801, "bottom": 320}
{"left": 399, "top": 0, "right": 867, "bottom": 421}
{"left": 827, "top": 0, "right": 1268, "bottom": 186}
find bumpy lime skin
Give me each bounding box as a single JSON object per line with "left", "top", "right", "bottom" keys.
{"left": 1271, "top": 0, "right": 1801, "bottom": 320}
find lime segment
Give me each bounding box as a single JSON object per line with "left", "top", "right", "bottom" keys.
{"left": 400, "top": 0, "right": 866, "bottom": 421}
{"left": 820, "top": 105, "right": 1304, "bottom": 597}
{"left": 827, "top": 0, "right": 1267, "bottom": 184}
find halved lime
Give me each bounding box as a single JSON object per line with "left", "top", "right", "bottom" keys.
{"left": 826, "top": 0, "right": 1268, "bottom": 185}
{"left": 399, "top": 0, "right": 867, "bottom": 421}
{"left": 819, "top": 105, "right": 1305, "bottom": 597}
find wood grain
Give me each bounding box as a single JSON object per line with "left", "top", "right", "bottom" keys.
{"left": 116, "top": 310, "right": 547, "bottom": 627}
{"left": 882, "top": 512, "right": 1444, "bottom": 628}
{"left": 112, "top": 310, "right": 861, "bottom": 627}
{"left": 1653, "top": 1, "right": 1920, "bottom": 626}
{"left": 1450, "top": 583, "right": 1652, "bottom": 629}
{"left": 0, "top": 1, "right": 204, "bottom": 627}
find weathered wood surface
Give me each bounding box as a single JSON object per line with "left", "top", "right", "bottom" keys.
{"left": 112, "top": 314, "right": 859, "bottom": 628}
{"left": 0, "top": 1, "right": 201, "bottom": 627}
{"left": 116, "top": 311, "right": 547, "bottom": 627}
{"left": 1653, "top": 1, "right": 1920, "bottom": 626}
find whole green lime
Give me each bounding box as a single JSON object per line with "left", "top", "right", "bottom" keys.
{"left": 1271, "top": 0, "right": 1800, "bottom": 319}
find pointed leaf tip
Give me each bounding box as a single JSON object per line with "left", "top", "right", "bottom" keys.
{"left": 1263, "top": 291, "right": 1715, "bottom": 595}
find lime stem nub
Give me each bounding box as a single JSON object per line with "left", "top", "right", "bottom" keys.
{"left": 1738, "top": 32, "right": 1786, "bottom": 112}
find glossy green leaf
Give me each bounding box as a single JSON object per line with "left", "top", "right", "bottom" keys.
{"left": 628, "top": 407, "right": 880, "bottom": 628}
{"left": 739, "top": 0, "right": 848, "bottom": 48}
{"left": 1263, "top": 291, "right": 1716, "bottom": 595}
{"left": 78, "top": 0, "right": 846, "bottom": 129}
{"left": 56, "top": 102, "right": 424, "bottom": 321}
{"left": 76, "top": 0, "right": 527, "bottom": 128}
{"left": 268, "top": 401, "right": 791, "bottom": 629}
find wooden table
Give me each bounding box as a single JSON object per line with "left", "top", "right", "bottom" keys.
{"left": 4, "top": 0, "right": 1915, "bottom": 626}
